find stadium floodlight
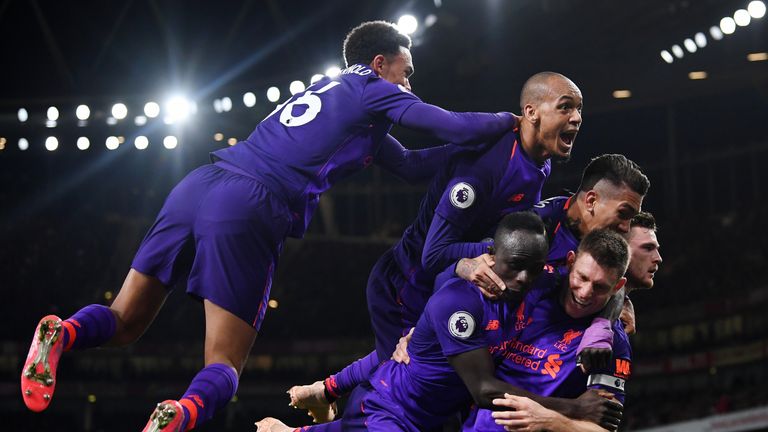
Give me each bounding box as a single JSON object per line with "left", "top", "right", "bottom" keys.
{"left": 135, "top": 135, "right": 149, "bottom": 150}
{"left": 425, "top": 14, "right": 438, "bottom": 27}
{"left": 734, "top": 9, "right": 751, "bottom": 26}
{"left": 76, "top": 104, "right": 90, "bottom": 120}
{"left": 18, "top": 108, "right": 28, "bottom": 123}
{"left": 47, "top": 106, "right": 60, "bottom": 121}
{"left": 694, "top": 32, "right": 707, "bottom": 48}
{"left": 325, "top": 66, "right": 341, "bottom": 78}
{"left": 18, "top": 138, "right": 29, "bottom": 151}
{"left": 134, "top": 115, "right": 147, "bottom": 126}
{"left": 220, "top": 97, "right": 232, "bottom": 112}
{"left": 660, "top": 50, "right": 674, "bottom": 63}
{"left": 710, "top": 26, "right": 724, "bottom": 40}
{"left": 748, "top": 52, "right": 768, "bottom": 61}
{"left": 749, "top": 0, "right": 766, "bottom": 18}
{"left": 243, "top": 92, "right": 256, "bottom": 108}
{"left": 397, "top": 14, "right": 419, "bottom": 35}
{"left": 612, "top": 90, "right": 632, "bottom": 99}
{"left": 111, "top": 103, "right": 128, "bottom": 120}
{"left": 163, "top": 135, "right": 178, "bottom": 149}
{"left": 214, "top": 133, "right": 224, "bottom": 141}
{"left": 165, "top": 96, "right": 193, "bottom": 123}
{"left": 106, "top": 136, "right": 120, "bottom": 150}
{"left": 77, "top": 137, "right": 90, "bottom": 150}
{"left": 683, "top": 38, "right": 697, "bottom": 53}
{"left": 45, "top": 136, "right": 58, "bottom": 151}
{"left": 310, "top": 74, "right": 324, "bottom": 84}
{"left": 213, "top": 99, "right": 223, "bottom": 113}
{"left": 671, "top": 44, "right": 684, "bottom": 58}
{"left": 227, "top": 138, "right": 237, "bottom": 146}
{"left": 290, "top": 80, "right": 306, "bottom": 95}
{"left": 720, "top": 17, "right": 736, "bottom": 34}
{"left": 688, "top": 71, "right": 708, "bottom": 80}
{"left": 144, "top": 101, "right": 160, "bottom": 118}
{"left": 267, "top": 87, "right": 280, "bottom": 103}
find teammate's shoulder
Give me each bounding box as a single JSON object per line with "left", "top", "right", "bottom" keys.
{"left": 533, "top": 195, "right": 571, "bottom": 211}
{"left": 433, "top": 278, "right": 483, "bottom": 307}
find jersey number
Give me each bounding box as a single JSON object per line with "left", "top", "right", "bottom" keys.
{"left": 266, "top": 81, "right": 340, "bottom": 127}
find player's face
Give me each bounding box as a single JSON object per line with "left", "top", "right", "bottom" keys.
{"left": 564, "top": 251, "right": 626, "bottom": 319}
{"left": 585, "top": 182, "right": 643, "bottom": 234}
{"left": 626, "top": 227, "right": 662, "bottom": 289}
{"left": 534, "top": 78, "right": 583, "bottom": 162}
{"left": 493, "top": 231, "right": 549, "bottom": 304}
{"left": 378, "top": 46, "right": 414, "bottom": 91}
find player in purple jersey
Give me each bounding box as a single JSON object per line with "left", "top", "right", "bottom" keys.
{"left": 488, "top": 213, "right": 661, "bottom": 431}
{"left": 19, "top": 21, "right": 519, "bottom": 431}
{"left": 287, "top": 71, "right": 584, "bottom": 422}
{"left": 256, "top": 213, "right": 623, "bottom": 432}
{"left": 465, "top": 229, "right": 631, "bottom": 432}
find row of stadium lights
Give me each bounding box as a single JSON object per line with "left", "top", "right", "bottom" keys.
{"left": 659, "top": 0, "right": 765, "bottom": 63}
{"left": 3, "top": 14, "right": 427, "bottom": 153}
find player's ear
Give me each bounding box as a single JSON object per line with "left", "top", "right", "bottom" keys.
{"left": 566, "top": 250, "right": 576, "bottom": 269}
{"left": 613, "top": 277, "right": 627, "bottom": 293}
{"left": 584, "top": 190, "right": 598, "bottom": 212}
{"left": 523, "top": 104, "right": 538, "bottom": 124}
{"left": 370, "top": 54, "right": 387, "bottom": 75}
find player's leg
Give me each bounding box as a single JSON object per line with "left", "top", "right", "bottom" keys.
{"left": 143, "top": 167, "right": 291, "bottom": 431}
{"left": 167, "top": 300, "right": 254, "bottom": 431}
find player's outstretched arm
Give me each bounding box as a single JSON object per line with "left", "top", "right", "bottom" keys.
{"left": 375, "top": 134, "right": 463, "bottom": 183}
{"left": 399, "top": 102, "right": 517, "bottom": 146}
{"left": 448, "top": 349, "right": 622, "bottom": 430}
{"left": 491, "top": 394, "right": 612, "bottom": 432}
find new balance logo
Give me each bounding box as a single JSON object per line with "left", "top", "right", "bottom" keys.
{"left": 485, "top": 320, "right": 500, "bottom": 331}
{"left": 508, "top": 193, "right": 525, "bottom": 202}
{"left": 541, "top": 354, "right": 563, "bottom": 379}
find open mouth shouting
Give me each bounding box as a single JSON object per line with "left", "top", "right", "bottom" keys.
{"left": 571, "top": 292, "right": 592, "bottom": 309}
{"left": 559, "top": 130, "right": 578, "bottom": 152}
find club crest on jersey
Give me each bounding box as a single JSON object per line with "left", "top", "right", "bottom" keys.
{"left": 450, "top": 182, "right": 475, "bottom": 209}
{"left": 554, "top": 329, "right": 582, "bottom": 351}
{"left": 449, "top": 311, "right": 475, "bottom": 339}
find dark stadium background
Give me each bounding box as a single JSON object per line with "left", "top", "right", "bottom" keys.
{"left": 1, "top": 0, "right": 767, "bottom": 430}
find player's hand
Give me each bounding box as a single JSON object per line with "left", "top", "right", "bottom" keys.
{"left": 576, "top": 348, "right": 612, "bottom": 374}
{"left": 456, "top": 254, "right": 505, "bottom": 299}
{"left": 492, "top": 394, "right": 562, "bottom": 431}
{"left": 620, "top": 297, "right": 636, "bottom": 335}
{"left": 392, "top": 328, "right": 414, "bottom": 364}
{"left": 576, "top": 317, "right": 613, "bottom": 373}
{"left": 573, "top": 389, "right": 622, "bottom": 431}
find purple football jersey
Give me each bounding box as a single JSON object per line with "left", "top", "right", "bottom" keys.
{"left": 464, "top": 281, "right": 632, "bottom": 431}
{"left": 365, "top": 278, "right": 516, "bottom": 431}
{"left": 392, "top": 131, "right": 551, "bottom": 287}
{"left": 532, "top": 196, "right": 579, "bottom": 266}
{"left": 212, "top": 65, "right": 421, "bottom": 237}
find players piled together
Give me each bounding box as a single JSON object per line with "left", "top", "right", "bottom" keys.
{"left": 19, "top": 20, "right": 662, "bottom": 432}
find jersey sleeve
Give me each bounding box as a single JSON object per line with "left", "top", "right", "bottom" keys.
{"left": 586, "top": 323, "right": 632, "bottom": 404}
{"left": 361, "top": 77, "right": 423, "bottom": 123}
{"left": 425, "top": 280, "right": 489, "bottom": 357}
{"left": 374, "top": 134, "right": 462, "bottom": 183}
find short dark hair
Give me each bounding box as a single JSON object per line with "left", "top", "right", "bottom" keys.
{"left": 577, "top": 228, "right": 630, "bottom": 277}
{"left": 631, "top": 211, "right": 657, "bottom": 231}
{"left": 494, "top": 212, "right": 546, "bottom": 245}
{"left": 343, "top": 21, "right": 412, "bottom": 67}
{"left": 576, "top": 154, "right": 650, "bottom": 196}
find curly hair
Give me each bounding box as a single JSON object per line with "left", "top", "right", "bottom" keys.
{"left": 343, "top": 21, "right": 412, "bottom": 67}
